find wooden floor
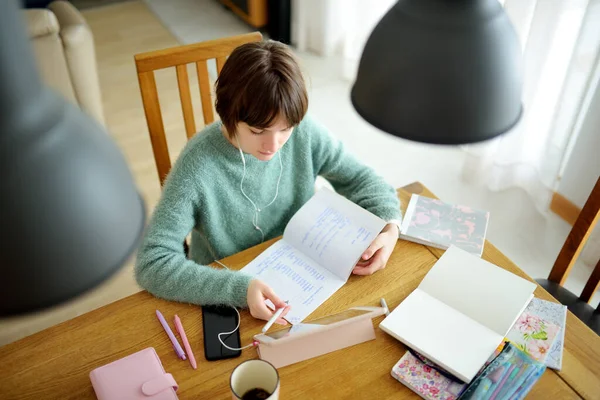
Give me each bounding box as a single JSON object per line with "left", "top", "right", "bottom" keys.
{"left": 0, "top": 0, "right": 203, "bottom": 346}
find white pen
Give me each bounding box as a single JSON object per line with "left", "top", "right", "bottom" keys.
{"left": 262, "top": 301, "right": 289, "bottom": 333}
{"left": 380, "top": 298, "right": 390, "bottom": 316}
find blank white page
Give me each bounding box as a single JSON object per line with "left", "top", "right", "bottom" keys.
{"left": 379, "top": 289, "right": 502, "bottom": 383}
{"left": 283, "top": 189, "right": 386, "bottom": 281}
{"left": 419, "top": 246, "right": 536, "bottom": 336}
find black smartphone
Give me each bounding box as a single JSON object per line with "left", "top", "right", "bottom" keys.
{"left": 201, "top": 305, "right": 242, "bottom": 361}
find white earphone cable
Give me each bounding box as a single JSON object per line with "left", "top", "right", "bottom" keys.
{"left": 235, "top": 134, "right": 283, "bottom": 243}
{"left": 208, "top": 134, "right": 286, "bottom": 352}
{"left": 213, "top": 260, "right": 256, "bottom": 351}
{"left": 217, "top": 306, "right": 256, "bottom": 351}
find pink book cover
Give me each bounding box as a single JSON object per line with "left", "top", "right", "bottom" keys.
{"left": 89, "top": 347, "right": 179, "bottom": 400}
{"left": 391, "top": 352, "right": 465, "bottom": 400}
{"left": 400, "top": 195, "right": 490, "bottom": 257}
{"left": 505, "top": 311, "right": 561, "bottom": 364}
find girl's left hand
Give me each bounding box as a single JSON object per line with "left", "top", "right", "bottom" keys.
{"left": 352, "top": 223, "right": 399, "bottom": 275}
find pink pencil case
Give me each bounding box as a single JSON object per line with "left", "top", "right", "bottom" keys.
{"left": 89, "top": 347, "right": 179, "bottom": 400}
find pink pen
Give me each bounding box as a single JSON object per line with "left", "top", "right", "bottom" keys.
{"left": 174, "top": 315, "right": 197, "bottom": 369}
{"left": 156, "top": 310, "right": 186, "bottom": 360}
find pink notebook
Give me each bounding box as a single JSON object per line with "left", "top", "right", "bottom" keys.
{"left": 89, "top": 347, "right": 179, "bottom": 400}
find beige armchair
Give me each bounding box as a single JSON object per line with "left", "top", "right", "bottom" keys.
{"left": 24, "top": 0, "right": 105, "bottom": 125}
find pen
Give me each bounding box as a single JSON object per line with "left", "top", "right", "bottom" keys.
{"left": 488, "top": 364, "right": 515, "bottom": 400}
{"left": 499, "top": 364, "right": 530, "bottom": 400}
{"left": 380, "top": 298, "right": 390, "bottom": 316}
{"left": 174, "top": 315, "right": 197, "bottom": 369}
{"left": 156, "top": 310, "right": 186, "bottom": 360}
{"left": 495, "top": 364, "right": 520, "bottom": 399}
{"left": 481, "top": 363, "right": 508, "bottom": 400}
{"left": 262, "top": 301, "right": 289, "bottom": 333}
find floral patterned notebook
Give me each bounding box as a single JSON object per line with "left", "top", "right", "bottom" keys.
{"left": 391, "top": 352, "right": 466, "bottom": 400}
{"left": 506, "top": 311, "right": 561, "bottom": 364}
{"left": 400, "top": 195, "right": 490, "bottom": 257}
{"left": 506, "top": 298, "right": 566, "bottom": 370}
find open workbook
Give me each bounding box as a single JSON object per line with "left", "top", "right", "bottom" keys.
{"left": 240, "top": 189, "right": 386, "bottom": 324}
{"left": 379, "top": 246, "right": 536, "bottom": 383}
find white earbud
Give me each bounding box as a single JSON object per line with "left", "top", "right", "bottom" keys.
{"left": 235, "top": 134, "right": 283, "bottom": 242}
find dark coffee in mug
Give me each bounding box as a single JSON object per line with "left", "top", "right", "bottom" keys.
{"left": 241, "top": 387, "right": 272, "bottom": 400}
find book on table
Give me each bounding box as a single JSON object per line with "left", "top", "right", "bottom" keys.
{"left": 505, "top": 297, "right": 567, "bottom": 370}
{"left": 379, "top": 246, "right": 536, "bottom": 383}
{"left": 400, "top": 194, "right": 490, "bottom": 257}
{"left": 391, "top": 351, "right": 466, "bottom": 400}
{"left": 240, "top": 189, "right": 386, "bottom": 324}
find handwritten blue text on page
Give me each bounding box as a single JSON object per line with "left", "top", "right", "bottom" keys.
{"left": 240, "top": 240, "right": 345, "bottom": 324}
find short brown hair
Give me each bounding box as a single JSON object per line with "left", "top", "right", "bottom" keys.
{"left": 215, "top": 40, "right": 308, "bottom": 138}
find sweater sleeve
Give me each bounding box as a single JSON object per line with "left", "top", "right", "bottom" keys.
{"left": 135, "top": 150, "right": 253, "bottom": 308}
{"left": 305, "top": 116, "right": 402, "bottom": 222}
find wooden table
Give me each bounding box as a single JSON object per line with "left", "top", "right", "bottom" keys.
{"left": 1, "top": 182, "right": 599, "bottom": 399}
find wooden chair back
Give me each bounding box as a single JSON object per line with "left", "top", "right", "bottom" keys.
{"left": 134, "top": 32, "right": 263, "bottom": 185}
{"left": 547, "top": 177, "right": 600, "bottom": 304}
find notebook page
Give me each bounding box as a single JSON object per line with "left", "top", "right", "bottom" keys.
{"left": 418, "top": 246, "right": 536, "bottom": 336}
{"left": 400, "top": 194, "right": 419, "bottom": 234}
{"left": 380, "top": 289, "right": 503, "bottom": 383}
{"left": 240, "top": 239, "right": 346, "bottom": 324}
{"left": 283, "top": 189, "right": 386, "bottom": 280}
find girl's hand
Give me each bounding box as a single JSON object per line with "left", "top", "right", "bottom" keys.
{"left": 246, "top": 279, "right": 290, "bottom": 324}
{"left": 352, "top": 223, "right": 399, "bottom": 275}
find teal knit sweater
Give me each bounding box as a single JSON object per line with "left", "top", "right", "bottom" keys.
{"left": 135, "top": 115, "right": 401, "bottom": 308}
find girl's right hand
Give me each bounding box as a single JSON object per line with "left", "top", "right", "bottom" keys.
{"left": 246, "top": 279, "right": 290, "bottom": 324}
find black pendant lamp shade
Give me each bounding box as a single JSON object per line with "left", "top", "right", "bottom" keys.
{"left": 351, "top": 0, "right": 523, "bottom": 144}
{"left": 0, "top": 0, "right": 146, "bottom": 315}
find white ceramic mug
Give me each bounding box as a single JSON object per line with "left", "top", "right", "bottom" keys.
{"left": 230, "top": 359, "right": 280, "bottom": 400}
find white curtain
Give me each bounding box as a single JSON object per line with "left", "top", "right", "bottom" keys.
{"left": 293, "top": 0, "right": 599, "bottom": 211}
{"left": 464, "top": 0, "right": 600, "bottom": 270}
{"left": 291, "top": 0, "right": 396, "bottom": 80}
{"left": 292, "top": 0, "right": 600, "bottom": 267}
{"left": 462, "top": 0, "right": 600, "bottom": 212}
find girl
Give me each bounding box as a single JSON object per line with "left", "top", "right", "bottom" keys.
{"left": 135, "top": 40, "right": 401, "bottom": 326}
